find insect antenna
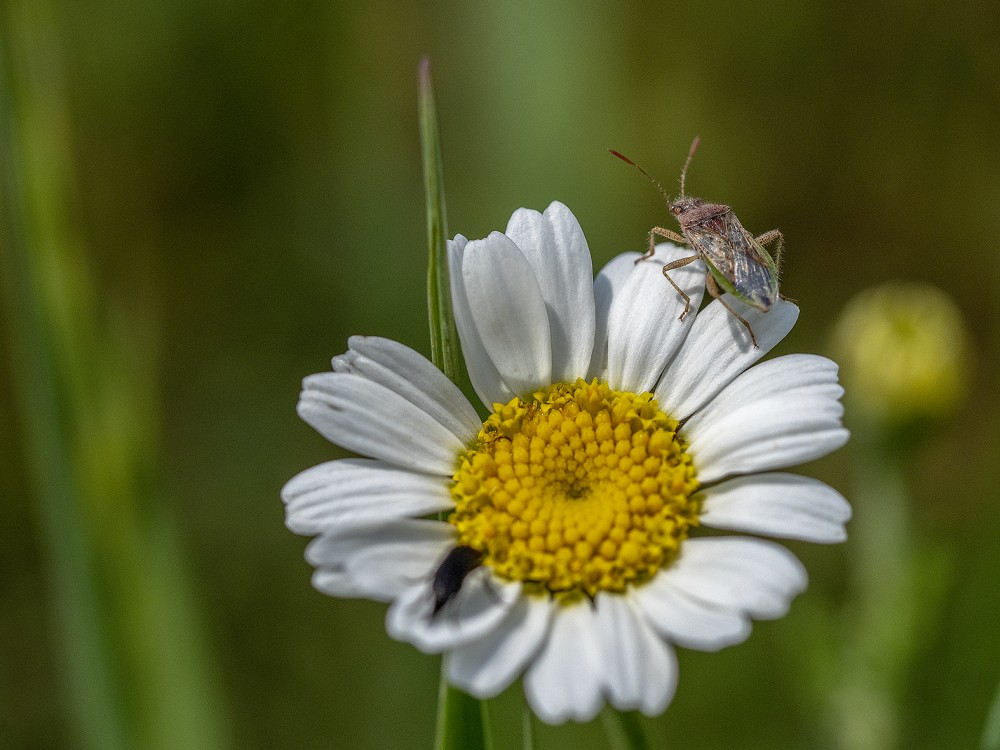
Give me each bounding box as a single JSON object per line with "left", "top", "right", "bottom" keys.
{"left": 609, "top": 149, "right": 671, "bottom": 207}
{"left": 679, "top": 136, "right": 700, "bottom": 198}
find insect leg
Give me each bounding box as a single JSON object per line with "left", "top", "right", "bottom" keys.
{"left": 636, "top": 226, "right": 688, "bottom": 263}
{"left": 706, "top": 273, "right": 760, "bottom": 348}
{"left": 755, "top": 229, "right": 784, "bottom": 272}
{"left": 660, "top": 254, "right": 701, "bottom": 320}
{"left": 755, "top": 229, "right": 796, "bottom": 303}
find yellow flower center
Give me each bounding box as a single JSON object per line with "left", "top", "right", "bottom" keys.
{"left": 449, "top": 378, "right": 700, "bottom": 601}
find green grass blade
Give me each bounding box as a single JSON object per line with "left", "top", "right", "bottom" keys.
{"left": 419, "top": 56, "right": 485, "bottom": 750}
{"left": 0, "top": 5, "right": 228, "bottom": 748}
{"left": 419, "top": 56, "right": 460, "bottom": 382}
{"left": 0, "top": 23, "right": 129, "bottom": 750}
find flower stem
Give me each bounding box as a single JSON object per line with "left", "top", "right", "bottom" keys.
{"left": 601, "top": 708, "right": 650, "bottom": 750}
{"left": 521, "top": 698, "right": 536, "bottom": 750}
{"left": 826, "top": 425, "right": 948, "bottom": 750}
{"left": 981, "top": 676, "right": 1000, "bottom": 750}
{"left": 433, "top": 680, "right": 488, "bottom": 750}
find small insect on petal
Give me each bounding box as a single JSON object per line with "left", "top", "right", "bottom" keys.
{"left": 611, "top": 138, "right": 786, "bottom": 348}
{"left": 431, "top": 545, "right": 484, "bottom": 618}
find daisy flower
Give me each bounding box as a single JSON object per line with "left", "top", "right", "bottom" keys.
{"left": 283, "top": 201, "right": 850, "bottom": 724}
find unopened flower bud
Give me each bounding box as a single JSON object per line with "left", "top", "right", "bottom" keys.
{"left": 832, "top": 282, "right": 968, "bottom": 426}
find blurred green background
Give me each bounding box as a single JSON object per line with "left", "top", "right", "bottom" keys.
{"left": 2, "top": 1, "right": 999, "bottom": 748}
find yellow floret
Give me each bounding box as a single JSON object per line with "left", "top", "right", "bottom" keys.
{"left": 449, "top": 378, "right": 700, "bottom": 598}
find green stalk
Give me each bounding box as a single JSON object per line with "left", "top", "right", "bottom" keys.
{"left": 601, "top": 708, "right": 650, "bottom": 750}
{"left": 982, "top": 676, "right": 1000, "bottom": 750}
{"left": 433, "top": 679, "right": 488, "bottom": 750}
{"left": 826, "top": 425, "right": 948, "bottom": 750}
{"left": 521, "top": 698, "right": 536, "bottom": 750}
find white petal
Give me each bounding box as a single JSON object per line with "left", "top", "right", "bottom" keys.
{"left": 306, "top": 519, "right": 454, "bottom": 602}
{"left": 449, "top": 235, "right": 513, "bottom": 408}
{"left": 655, "top": 296, "right": 799, "bottom": 420}
{"left": 298, "top": 373, "right": 464, "bottom": 474}
{"left": 505, "top": 202, "right": 595, "bottom": 382}
{"left": 461, "top": 232, "right": 552, "bottom": 397}
{"left": 659, "top": 537, "right": 807, "bottom": 620}
{"left": 524, "top": 601, "right": 605, "bottom": 724}
{"left": 686, "top": 392, "right": 849, "bottom": 483}
{"left": 631, "top": 576, "right": 752, "bottom": 651}
{"left": 593, "top": 594, "right": 678, "bottom": 716}
{"left": 701, "top": 473, "right": 852, "bottom": 543}
{"left": 684, "top": 353, "right": 843, "bottom": 431}
{"left": 386, "top": 568, "right": 521, "bottom": 653}
{"left": 589, "top": 252, "right": 639, "bottom": 379}
{"left": 682, "top": 352, "right": 849, "bottom": 482}
{"left": 446, "top": 596, "right": 554, "bottom": 698}
{"left": 607, "top": 244, "right": 706, "bottom": 394}
{"left": 282, "top": 458, "right": 454, "bottom": 535}
{"left": 332, "top": 336, "right": 481, "bottom": 444}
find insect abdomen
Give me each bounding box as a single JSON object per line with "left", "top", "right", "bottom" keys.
{"left": 431, "top": 546, "right": 484, "bottom": 617}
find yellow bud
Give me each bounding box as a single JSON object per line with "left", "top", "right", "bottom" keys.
{"left": 832, "top": 282, "right": 968, "bottom": 425}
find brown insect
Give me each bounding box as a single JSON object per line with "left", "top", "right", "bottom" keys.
{"left": 611, "top": 137, "right": 785, "bottom": 348}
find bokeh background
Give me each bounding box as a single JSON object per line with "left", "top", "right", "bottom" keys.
{"left": 2, "top": 1, "right": 999, "bottom": 748}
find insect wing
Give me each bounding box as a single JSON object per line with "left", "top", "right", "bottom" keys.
{"left": 687, "top": 214, "right": 778, "bottom": 310}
